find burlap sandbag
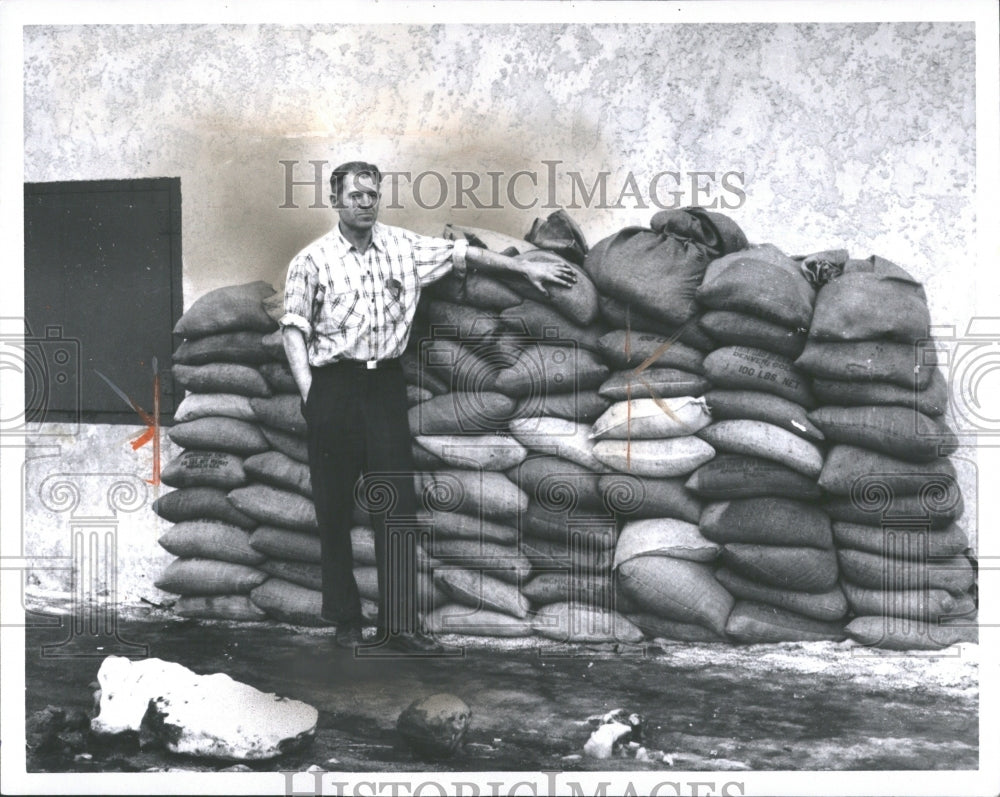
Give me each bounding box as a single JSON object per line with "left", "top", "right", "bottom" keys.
{"left": 258, "top": 362, "right": 299, "bottom": 395}
{"left": 425, "top": 539, "right": 531, "bottom": 584}
{"left": 422, "top": 299, "right": 504, "bottom": 342}
{"left": 260, "top": 329, "right": 287, "bottom": 361}
{"left": 698, "top": 310, "right": 807, "bottom": 359}
{"left": 419, "top": 470, "right": 528, "bottom": 522}
{"left": 514, "top": 391, "right": 610, "bottom": 423}
{"left": 696, "top": 243, "right": 815, "bottom": 328}
{"left": 152, "top": 487, "right": 256, "bottom": 529}
{"left": 508, "top": 417, "right": 610, "bottom": 473}
{"left": 844, "top": 616, "right": 977, "bottom": 651}
{"left": 525, "top": 208, "right": 588, "bottom": 265}
{"left": 158, "top": 521, "right": 265, "bottom": 566}
{"left": 249, "top": 526, "right": 321, "bottom": 563}
{"left": 411, "top": 443, "right": 445, "bottom": 470}
{"left": 841, "top": 582, "right": 977, "bottom": 623}
{"left": 154, "top": 557, "right": 267, "bottom": 595}
{"left": 832, "top": 521, "right": 968, "bottom": 561}
{"left": 243, "top": 450, "right": 312, "bottom": 498}
{"left": 626, "top": 612, "right": 727, "bottom": 643}
{"left": 173, "top": 594, "right": 270, "bottom": 622}
{"left": 703, "top": 346, "right": 815, "bottom": 408}
{"left": 807, "top": 406, "right": 958, "bottom": 463}
{"left": 249, "top": 578, "right": 335, "bottom": 627}
{"left": 795, "top": 340, "right": 939, "bottom": 389}
{"left": 616, "top": 555, "right": 734, "bottom": 636}
{"left": 724, "top": 600, "right": 846, "bottom": 643}
{"left": 414, "top": 434, "right": 527, "bottom": 471}
{"left": 809, "top": 256, "right": 930, "bottom": 343}
{"left": 838, "top": 548, "right": 974, "bottom": 593}
{"left": 424, "top": 603, "right": 535, "bottom": 637}
{"left": 443, "top": 222, "right": 536, "bottom": 256}
{"left": 613, "top": 518, "right": 719, "bottom": 567}
{"left": 173, "top": 331, "right": 273, "bottom": 366}
{"left": 428, "top": 269, "right": 525, "bottom": 311}
{"left": 811, "top": 368, "right": 948, "bottom": 417}
{"left": 590, "top": 397, "right": 712, "bottom": 440}
{"left": 173, "top": 393, "right": 256, "bottom": 423}
{"left": 425, "top": 511, "right": 518, "bottom": 546}
{"left": 598, "top": 368, "right": 710, "bottom": 402}
{"left": 433, "top": 567, "right": 530, "bottom": 618}
{"left": 721, "top": 544, "right": 839, "bottom": 593}
{"left": 597, "top": 330, "right": 706, "bottom": 373}
{"left": 168, "top": 417, "right": 269, "bottom": 456}
{"left": 715, "top": 568, "right": 847, "bottom": 622}
{"left": 173, "top": 281, "right": 277, "bottom": 338}
{"left": 259, "top": 425, "right": 309, "bottom": 464}
{"left": 598, "top": 473, "right": 702, "bottom": 523}
{"left": 598, "top": 295, "right": 716, "bottom": 351}
{"left": 406, "top": 384, "right": 434, "bottom": 407}
{"left": 592, "top": 437, "right": 716, "bottom": 479}
{"left": 408, "top": 391, "right": 518, "bottom": 435}
{"left": 825, "top": 492, "right": 962, "bottom": 529}
{"left": 704, "top": 390, "right": 824, "bottom": 442}
{"left": 173, "top": 363, "right": 272, "bottom": 398}
{"left": 415, "top": 338, "right": 497, "bottom": 393}
{"left": 697, "top": 420, "right": 824, "bottom": 478}
{"left": 521, "top": 571, "right": 616, "bottom": 608}
{"left": 520, "top": 535, "right": 614, "bottom": 573}
{"left": 492, "top": 344, "right": 609, "bottom": 398}
{"left": 499, "top": 300, "right": 605, "bottom": 351}
{"left": 818, "top": 444, "right": 957, "bottom": 496}
{"left": 260, "top": 559, "right": 323, "bottom": 591}
{"left": 161, "top": 450, "right": 246, "bottom": 490}
{"left": 585, "top": 208, "right": 748, "bottom": 327}
{"left": 401, "top": 352, "right": 451, "bottom": 395}
{"left": 685, "top": 454, "right": 822, "bottom": 501}
{"left": 700, "top": 497, "right": 833, "bottom": 549}
{"left": 500, "top": 251, "right": 600, "bottom": 326}
{"left": 227, "top": 484, "right": 318, "bottom": 532}
{"left": 524, "top": 503, "right": 617, "bottom": 549}
{"left": 507, "top": 454, "right": 604, "bottom": 510}
{"left": 531, "top": 602, "right": 644, "bottom": 644}
{"left": 250, "top": 395, "right": 308, "bottom": 437}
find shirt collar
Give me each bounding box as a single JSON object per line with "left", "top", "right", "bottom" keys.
{"left": 331, "top": 221, "right": 385, "bottom": 254}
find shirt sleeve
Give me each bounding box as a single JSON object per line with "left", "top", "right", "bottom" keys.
{"left": 279, "top": 252, "right": 317, "bottom": 338}
{"left": 412, "top": 235, "right": 469, "bottom": 286}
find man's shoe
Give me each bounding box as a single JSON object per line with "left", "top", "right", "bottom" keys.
{"left": 335, "top": 624, "right": 364, "bottom": 649}
{"left": 387, "top": 630, "right": 444, "bottom": 654}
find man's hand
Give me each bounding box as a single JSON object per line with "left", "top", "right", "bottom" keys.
{"left": 465, "top": 245, "right": 579, "bottom": 297}
{"left": 517, "top": 256, "right": 578, "bottom": 297}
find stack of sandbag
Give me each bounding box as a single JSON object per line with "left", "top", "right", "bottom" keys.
{"left": 154, "top": 282, "right": 280, "bottom": 621}
{"left": 688, "top": 246, "right": 848, "bottom": 643}
{"left": 796, "top": 255, "right": 977, "bottom": 650}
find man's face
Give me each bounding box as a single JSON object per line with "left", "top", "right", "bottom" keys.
{"left": 334, "top": 170, "right": 380, "bottom": 233}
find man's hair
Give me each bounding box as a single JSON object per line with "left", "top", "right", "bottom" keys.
{"left": 330, "top": 161, "right": 382, "bottom": 204}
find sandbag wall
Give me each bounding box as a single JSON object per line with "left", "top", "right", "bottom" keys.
{"left": 150, "top": 208, "right": 978, "bottom": 651}
{"left": 688, "top": 246, "right": 847, "bottom": 643}
{"left": 795, "top": 254, "right": 978, "bottom": 650}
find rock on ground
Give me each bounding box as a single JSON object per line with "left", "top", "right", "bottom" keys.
{"left": 90, "top": 655, "right": 318, "bottom": 760}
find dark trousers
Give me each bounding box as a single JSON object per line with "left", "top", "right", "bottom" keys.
{"left": 303, "top": 360, "right": 420, "bottom": 633}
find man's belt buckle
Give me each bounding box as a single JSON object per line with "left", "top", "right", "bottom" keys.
{"left": 366, "top": 359, "right": 378, "bottom": 370}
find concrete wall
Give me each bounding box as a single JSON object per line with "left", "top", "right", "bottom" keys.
{"left": 20, "top": 21, "right": 981, "bottom": 603}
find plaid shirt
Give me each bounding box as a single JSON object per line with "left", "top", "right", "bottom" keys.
{"left": 280, "top": 222, "right": 468, "bottom": 365}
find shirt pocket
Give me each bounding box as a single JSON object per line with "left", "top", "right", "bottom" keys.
{"left": 322, "top": 289, "right": 365, "bottom": 333}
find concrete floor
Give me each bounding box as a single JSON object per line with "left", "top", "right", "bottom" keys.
{"left": 22, "top": 606, "right": 979, "bottom": 774}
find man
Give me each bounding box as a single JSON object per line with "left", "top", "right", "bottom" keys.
{"left": 281, "top": 161, "right": 576, "bottom": 653}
